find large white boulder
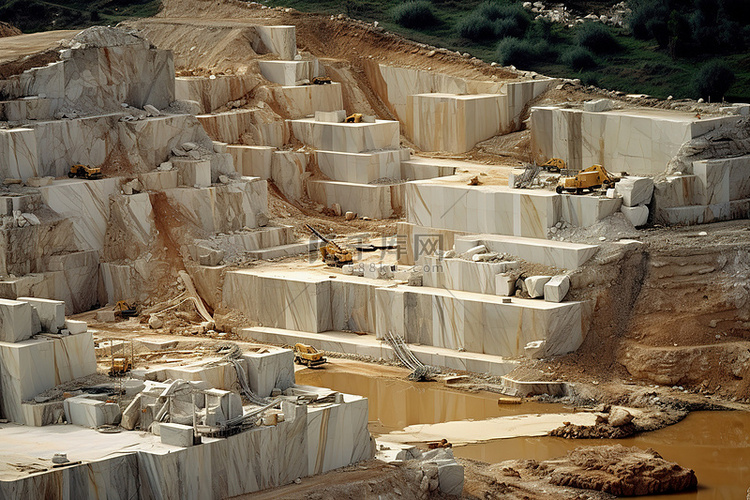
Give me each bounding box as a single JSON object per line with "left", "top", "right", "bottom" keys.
{"left": 525, "top": 276, "right": 552, "bottom": 298}
{"left": 621, "top": 204, "right": 649, "bottom": 227}
{"left": 544, "top": 275, "right": 570, "bottom": 303}
{"left": 615, "top": 176, "right": 654, "bottom": 207}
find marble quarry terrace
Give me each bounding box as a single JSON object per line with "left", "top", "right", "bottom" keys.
{"left": 0, "top": 7, "right": 748, "bottom": 498}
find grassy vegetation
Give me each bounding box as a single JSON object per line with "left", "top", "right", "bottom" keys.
{"left": 2, "top": 0, "right": 749, "bottom": 101}
{"left": 266, "top": 0, "right": 750, "bottom": 102}
{"left": 0, "top": 0, "right": 161, "bottom": 33}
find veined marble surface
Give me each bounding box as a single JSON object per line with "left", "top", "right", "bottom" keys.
{"left": 176, "top": 74, "right": 259, "bottom": 113}
{"left": 316, "top": 149, "right": 405, "bottom": 184}
{"left": 275, "top": 83, "right": 343, "bottom": 119}
{"left": 197, "top": 108, "right": 288, "bottom": 146}
{"left": 307, "top": 180, "right": 404, "bottom": 219}
{"left": 289, "top": 118, "right": 400, "bottom": 153}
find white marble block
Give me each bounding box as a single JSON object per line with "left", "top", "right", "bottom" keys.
{"left": 258, "top": 60, "right": 322, "bottom": 86}
{"left": 243, "top": 348, "right": 295, "bottom": 397}
{"left": 315, "top": 110, "right": 346, "bottom": 123}
{"left": 525, "top": 276, "right": 552, "bottom": 298}
{"left": 615, "top": 176, "right": 654, "bottom": 207}
{"left": 544, "top": 275, "right": 570, "bottom": 303}
{"left": 18, "top": 297, "right": 65, "bottom": 334}
{"left": 160, "top": 422, "right": 196, "bottom": 447}
{"left": 173, "top": 159, "right": 211, "bottom": 188}
{"left": 276, "top": 83, "right": 344, "bottom": 119}
{"left": 290, "top": 118, "right": 400, "bottom": 153}
{"left": 63, "top": 397, "right": 121, "bottom": 428}
{"left": 0, "top": 298, "right": 34, "bottom": 343}
{"left": 495, "top": 274, "right": 515, "bottom": 296}
{"left": 621, "top": 204, "right": 649, "bottom": 227}
{"left": 228, "top": 145, "right": 275, "bottom": 179}
{"left": 254, "top": 25, "right": 297, "bottom": 60}
{"left": 65, "top": 320, "right": 88, "bottom": 335}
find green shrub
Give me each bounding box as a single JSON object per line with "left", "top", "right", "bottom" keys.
{"left": 560, "top": 46, "right": 597, "bottom": 70}
{"left": 391, "top": 1, "right": 438, "bottom": 29}
{"left": 576, "top": 22, "right": 621, "bottom": 54}
{"left": 456, "top": 1, "right": 530, "bottom": 42}
{"left": 496, "top": 37, "right": 537, "bottom": 66}
{"left": 456, "top": 11, "right": 496, "bottom": 41}
{"left": 692, "top": 60, "right": 735, "bottom": 102}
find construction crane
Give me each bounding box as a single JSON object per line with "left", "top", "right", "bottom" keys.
{"left": 306, "top": 224, "right": 353, "bottom": 267}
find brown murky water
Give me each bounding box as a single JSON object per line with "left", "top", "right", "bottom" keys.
{"left": 297, "top": 368, "right": 750, "bottom": 500}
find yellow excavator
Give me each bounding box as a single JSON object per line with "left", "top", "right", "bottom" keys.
{"left": 69, "top": 164, "right": 103, "bottom": 180}
{"left": 306, "top": 224, "right": 353, "bottom": 267}
{"left": 293, "top": 343, "right": 327, "bottom": 367}
{"left": 556, "top": 164, "right": 618, "bottom": 194}
{"left": 540, "top": 157, "right": 566, "bottom": 173}
{"left": 345, "top": 113, "right": 363, "bottom": 123}
{"left": 311, "top": 76, "right": 332, "bottom": 85}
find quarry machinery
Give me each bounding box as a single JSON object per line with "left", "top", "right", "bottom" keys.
{"left": 306, "top": 224, "right": 353, "bottom": 267}
{"left": 69, "top": 164, "right": 103, "bottom": 180}
{"left": 114, "top": 300, "right": 138, "bottom": 318}
{"left": 345, "top": 113, "right": 363, "bottom": 123}
{"left": 540, "top": 157, "right": 566, "bottom": 173}
{"left": 311, "top": 76, "right": 332, "bottom": 85}
{"left": 556, "top": 164, "right": 618, "bottom": 194}
{"left": 294, "top": 343, "right": 327, "bottom": 367}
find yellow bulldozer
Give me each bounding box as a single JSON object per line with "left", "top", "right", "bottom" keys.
{"left": 294, "top": 343, "right": 327, "bottom": 367}
{"left": 69, "top": 164, "right": 103, "bottom": 180}
{"left": 306, "top": 224, "right": 353, "bottom": 267}
{"left": 556, "top": 164, "right": 618, "bottom": 194}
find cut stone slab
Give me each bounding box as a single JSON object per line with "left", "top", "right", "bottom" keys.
{"left": 136, "top": 337, "right": 179, "bottom": 350}
{"left": 63, "top": 397, "right": 121, "bottom": 428}
{"left": 160, "top": 422, "right": 196, "bottom": 447}
{"left": 544, "top": 275, "right": 570, "bottom": 303}
{"left": 65, "top": 319, "right": 87, "bottom": 335}
{"left": 525, "top": 276, "right": 552, "bottom": 299}
{"left": 615, "top": 177, "right": 654, "bottom": 207}
{"left": 18, "top": 297, "right": 65, "bottom": 333}
{"left": 0, "top": 298, "right": 34, "bottom": 343}
{"left": 96, "top": 310, "right": 117, "bottom": 323}
{"left": 621, "top": 204, "right": 649, "bottom": 227}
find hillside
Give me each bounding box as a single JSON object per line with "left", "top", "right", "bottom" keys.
{"left": 3, "top": 0, "right": 749, "bottom": 102}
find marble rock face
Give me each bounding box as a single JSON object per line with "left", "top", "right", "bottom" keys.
{"left": 243, "top": 348, "right": 295, "bottom": 397}
{"left": 316, "top": 150, "right": 403, "bottom": 183}
{"left": 0, "top": 298, "right": 34, "bottom": 343}
{"left": 621, "top": 204, "right": 649, "bottom": 227}
{"left": 407, "top": 93, "right": 505, "bottom": 153}
{"left": 289, "top": 118, "right": 400, "bottom": 153}
{"left": 272, "top": 151, "right": 310, "bottom": 201}
{"left": 197, "top": 108, "right": 288, "bottom": 147}
{"left": 173, "top": 159, "right": 212, "bottom": 188}
{"left": 530, "top": 106, "right": 742, "bottom": 176}
{"left": 17, "top": 297, "right": 65, "bottom": 333}
{"left": 46, "top": 250, "right": 99, "bottom": 314}
{"left": 543, "top": 275, "right": 570, "bottom": 303}
{"left": 228, "top": 145, "right": 275, "bottom": 179}
{"left": 63, "top": 396, "right": 121, "bottom": 428}
{"left": 0, "top": 332, "right": 96, "bottom": 423}
{"left": 307, "top": 180, "right": 404, "bottom": 219}
{"left": 525, "top": 276, "right": 552, "bottom": 298}
{"left": 175, "top": 74, "right": 259, "bottom": 113}
{"left": 254, "top": 25, "right": 297, "bottom": 61}
{"left": 275, "top": 83, "right": 344, "bottom": 119}
{"left": 559, "top": 194, "right": 622, "bottom": 228}
{"left": 615, "top": 176, "right": 654, "bottom": 207}
{"left": 458, "top": 234, "right": 599, "bottom": 269}
{"left": 258, "top": 60, "right": 323, "bottom": 86}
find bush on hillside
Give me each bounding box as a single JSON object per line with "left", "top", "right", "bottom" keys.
{"left": 560, "top": 46, "right": 597, "bottom": 70}
{"left": 693, "top": 60, "right": 735, "bottom": 102}
{"left": 576, "top": 22, "right": 621, "bottom": 54}
{"left": 392, "top": 1, "right": 438, "bottom": 29}
{"left": 456, "top": 1, "right": 530, "bottom": 42}
{"left": 496, "top": 37, "right": 537, "bottom": 66}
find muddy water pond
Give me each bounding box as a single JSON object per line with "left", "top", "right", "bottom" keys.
{"left": 297, "top": 367, "right": 750, "bottom": 500}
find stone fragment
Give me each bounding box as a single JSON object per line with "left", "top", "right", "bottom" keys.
{"left": 158, "top": 162, "right": 173, "bottom": 171}
{"left": 525, "top": 276, "right": 552, "bottom": 298}
{"left": 345, "top": 211, "right": 356, "bottom": 221}
{"left": 121, "top": 393, "right": 141, "bottom": 430}
{"left": 472, "top": 252, "right": 498, "bottom": 262}
{"left": 63, "top": 397, "right": 121, "bottom": 428}
{"left": 0, "top": 298, "right": 34, "bottom": 342}
{"left": 96, "top": 309, "right": 117, "bottom": 323}
{"left": 213, "top": 141, "right": 228, "bottom": 153}
{"left": 621, "top": 205, "right": 649, "bottom": 227}
{"left": 148, "top": 315, "right": 164, "bottom": 329}
{"left": 182, "top": 142, "right": 198, "bottom": 151}
{"left": 364, "top": 263, "right": 394, "bottom": 280}
{"left": 583, "top": 99, "right": 613, "bottom": 112}
{"left": 23, "top": 213, "right": 40, "bottom": 225}
{"left": 463, "top": 245, "right": 487, "bottom": 259}
{"left": 615, "top": 176, "right": 654, "bottom": 207}
{"left": 26, "top": 176, "right": 53, "bottom": 187}
{"left": 332, "top": 203, "right": 342, "bottom": 216}
{"left": 256, "top": 212, "right": 269, "bottom": 227}
{"left": 144, "top": 104, "right": 160, "bottom": 116}
{"left": 608, "top": 407, "right": 634, "bottom": 427}
{"left": 544, "top": 275, "right": 570, "bottom": 303}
